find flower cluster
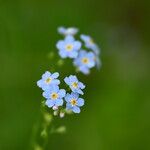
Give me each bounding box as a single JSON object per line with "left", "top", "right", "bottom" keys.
{"left": 56, "top": 26, "right": 101, "bottom": 74}
{"left": 37, "top": 71, "right": 85, "bottom": 117}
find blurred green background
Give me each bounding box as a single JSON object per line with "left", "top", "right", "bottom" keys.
{"left": 0, "top": 0, "right": 150, "bottom": 150}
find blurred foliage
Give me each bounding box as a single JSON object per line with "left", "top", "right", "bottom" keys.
{"left": 0, "top": 0, "right": 150, "bottom": 150}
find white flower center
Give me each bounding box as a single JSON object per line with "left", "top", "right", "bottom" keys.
{"left": 51, "top": 93, "right": 58, "bottom": 100}
{"left": 70, "top": 99, "right": 77, "bottom": 106}
{"left": 82, "top": 57, "right": 89, "bottom": 64}
{"left": 45, "top": 77, "right": 52, "bottom": 84}
{"left": 72, "top": 82, "right": 78, "bottom": 88}
{"left": 66, "top": 44, "right": 73, "bottom": 51}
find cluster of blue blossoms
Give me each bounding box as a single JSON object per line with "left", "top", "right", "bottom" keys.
{"left": 37, "top": 71, "right": 85, "bottom": 117}
{"left": 56, "top": 26, "right": 101, "bottom": 74}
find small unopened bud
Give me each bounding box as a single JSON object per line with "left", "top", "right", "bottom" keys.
{"left": 53, "top": 110, "right": 58, "bottom": 116}
{"left": 48, "top": 52, "right": 54, "bottom": 59}
{"left": 57, "top": 59, "right": 64, "bottom": 66}
{"left": 56, "top": 126, "right": 66, "bottom": 134}
{"left": 52, "top": 106, "right": 58, "bottom": 110}
{"left": 34, "top": 145, "right": 43, "bottom": 150}
{"left": 41, "top": 129, "right": 47, "bottom": 138}
{"left": 43, "top": 112, "right": 52, "bottom": 123}
{"left": 65, "top": 109, "right": 73, "bottom": 114}
{"left": 60, "top": 112, "right": 65, "bottom": 118}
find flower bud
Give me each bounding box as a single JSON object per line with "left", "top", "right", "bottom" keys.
{"left": 53, "top": 110, "right": 58, "bottom": 116}
{"left": 52, "top": 106, "right": 58, "bottom": 110}
{"left": 60, "top": 112, "right": 65, "bottom": 118}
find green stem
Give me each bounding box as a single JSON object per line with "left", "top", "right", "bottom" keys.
{"left": 30, "top": 102, "right": 53, "bottom": 150}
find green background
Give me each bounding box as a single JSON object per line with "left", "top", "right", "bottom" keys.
{"left": 0, "top": 0, "right": 150, "bottom": 150}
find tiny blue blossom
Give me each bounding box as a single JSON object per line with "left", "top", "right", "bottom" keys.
{"left": 95, "top": 56, "right": 102, "bottom": 69}
{"left": 80, "top": 34, "right": 100, "bottom": 55}
{"left": 64, "top": 75, "right": 85, "bottom": 95}
{"left": 58, "top": 26, "right": 78, "bottom": 36}
{"left": 65, "top": 92, "right": 84, "bottom": 113}
{"left": 37, "top": 71, "right": 60, "bottom": 91}
{"left": 56, "top": 35, "right": 81, "bottom": 59}
{"left": 74, "top": 50, "right": 96, "bottom": 74}
{"left": 43, "top": 85, "right": 66, "bottom": 108}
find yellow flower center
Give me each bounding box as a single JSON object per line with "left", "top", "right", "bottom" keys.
{"left": 89, "top": 39, "right": 94, "bottom": 44}
{"left": 51, "top": 93, "right": 58, "bottom": 100}
{"left": 72, "top": 82, "right": 78, "bottom": 88}
{"left": 82, "top": 57, "right": 89, "bottom": 64}
{"left": 45, "top": 78, "right": 52, "bottom": 84}
{"left": 70, "top": 99, "right": 77, "bottom": 106}
{"left": 66, "top": 44, "right": 73, "bottom": 51}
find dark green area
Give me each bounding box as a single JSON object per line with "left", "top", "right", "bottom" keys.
{"left": 0, "top": 0, "right": 150, "bottom": 150}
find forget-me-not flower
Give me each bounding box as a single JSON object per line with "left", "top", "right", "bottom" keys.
{"left": 43, "top": 85, "right": 66, "bottom": 108}
{"left": 56, "top": 35, "right": 81, "bottom": 58}
{"left": 74, "top": 50, "right": 96, "bottom": 74}
{"left": 64, "top": 75, "right": 85, "bottom": 95}
{"left": 80, "top": 34, "right": 100, "bottom": 55}
{"left": 65, "top": 92, "right": 84, "bottom": 113}
{"left": 58, "top": 26, "right": 78, "bottom": 36}
{"left": 95, "top": 56, "right": 102, "bottom": 69}
{"left": 37, "top": 71, "right": 60, "bottom": 91}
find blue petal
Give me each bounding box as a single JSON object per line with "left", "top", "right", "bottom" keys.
{"left": 47, "top": 85, "right": 59, "bottom": 92}
{"left": 51, "top": 72, "right": 59, "bottom": 78}
{"left": 96, "top": 58, "right": 102, "bottom": 69}
{"left": 87, "top": 60, "right": 95, "bottom": 68}
{"left": 79, "top": 66, "right": 90, "bottom": 75}
{"left": 80, "top": 34, "right": 90, "bottom": 42}
{"left": 45, "top": 100, "right": 54, "bottom": 108}
{"left": 65, "top": 93, "right": 71, "bottom": 102}
{"left": 56, "top": 41, "right": 65, "bottom": 50}
{"left": 65, "top": 35, "right": 74, "bottom": 42}
{"left": 59, "top": 49, "right": 67, "bottom": 58}
{"left": 55, "top": 99, "right": 63, "bottom": 106}
{"left": 73, "top": 41, "right": 81, "bottom": 50}
{"left": 71, "top": 92, "right": 79, "bottom": 99}
{"left": 69, "top": 75, "right": 78, "bottom": 82}
{"left": 52, "top": 85, "right": 59, "bottom": 92}
{"left": 73, "top": 58, "right": 80, "bottom": 66}
{"left": 88, "top": 52, "right": 95, "bottom": 59}
{"left": 92, "top": 45, "right": 100, "bottom": 55}
{"left": 77, "top": 89, "right": 84, "bottom": 95}
{"left": 77, "top": 98, "right": 84, "bottom": 106}
{"left": 51, "top": 79, "right": 60, "bottom": 85}
{"left": 43, "top": 91, "right": 50, "bottom": 99}
{"left": 72, "top": 106, "right": 80, "bottom": 113}
{"left": 58, "top": 27, "right": 66, "bottom": 34}
{"left": 68, "top": 51, "right": 78, "bottom": 58}
{"left": 66, "top": 103, "right": 72, "bottom": 110}
{"left": 64, "top": 77, "right": 70, "bottom": 85}
{"left": 37, "top": 79, "right": 43, "bottom": 88}
{"left": 66, "top": 27, "right": 78, "bottom": 35}
{"left": 79, "top": 50, "right": 87, "bottom": 56}
{"left": 58, "top": 89, "right": 66, "bottom": 98}
{"left": 42, "top": 71, "right": 51, "bottom": 79}
{"left": 78, "top": 82, "right": 85, "bottom": 89}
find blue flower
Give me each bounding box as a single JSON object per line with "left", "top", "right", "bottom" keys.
{"left": 80, "top": 34, "right": 100, "bottom": 55}
{"left": 65, "top": 92, "right": 84, "bottom": 113}
{"left": 56, "top": 35, "right": 81, "bottom": 58}
{"left": 43, "top": 85, "right": 66, "bottom": 108}
{"left": 95, "top": 56, "right": 102, "bottom": 69}
{"left": 37, "top": 71, "right": 60, "bottom": 91}
{"left": 58, "top": 26, "right": 78, "bottom": 36}
{"left": 74, "top": 50, "right": 96, "bottom": 74}
{"left": 64, "top": 75, "right": 85, "bottom": 95}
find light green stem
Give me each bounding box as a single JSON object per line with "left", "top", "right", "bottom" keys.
{"left": 30, "top": 102, "right": 53, "bottom": 150}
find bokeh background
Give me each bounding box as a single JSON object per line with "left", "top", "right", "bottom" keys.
{"left": 0, "top": 0, "right": 150, "bottom": 150}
